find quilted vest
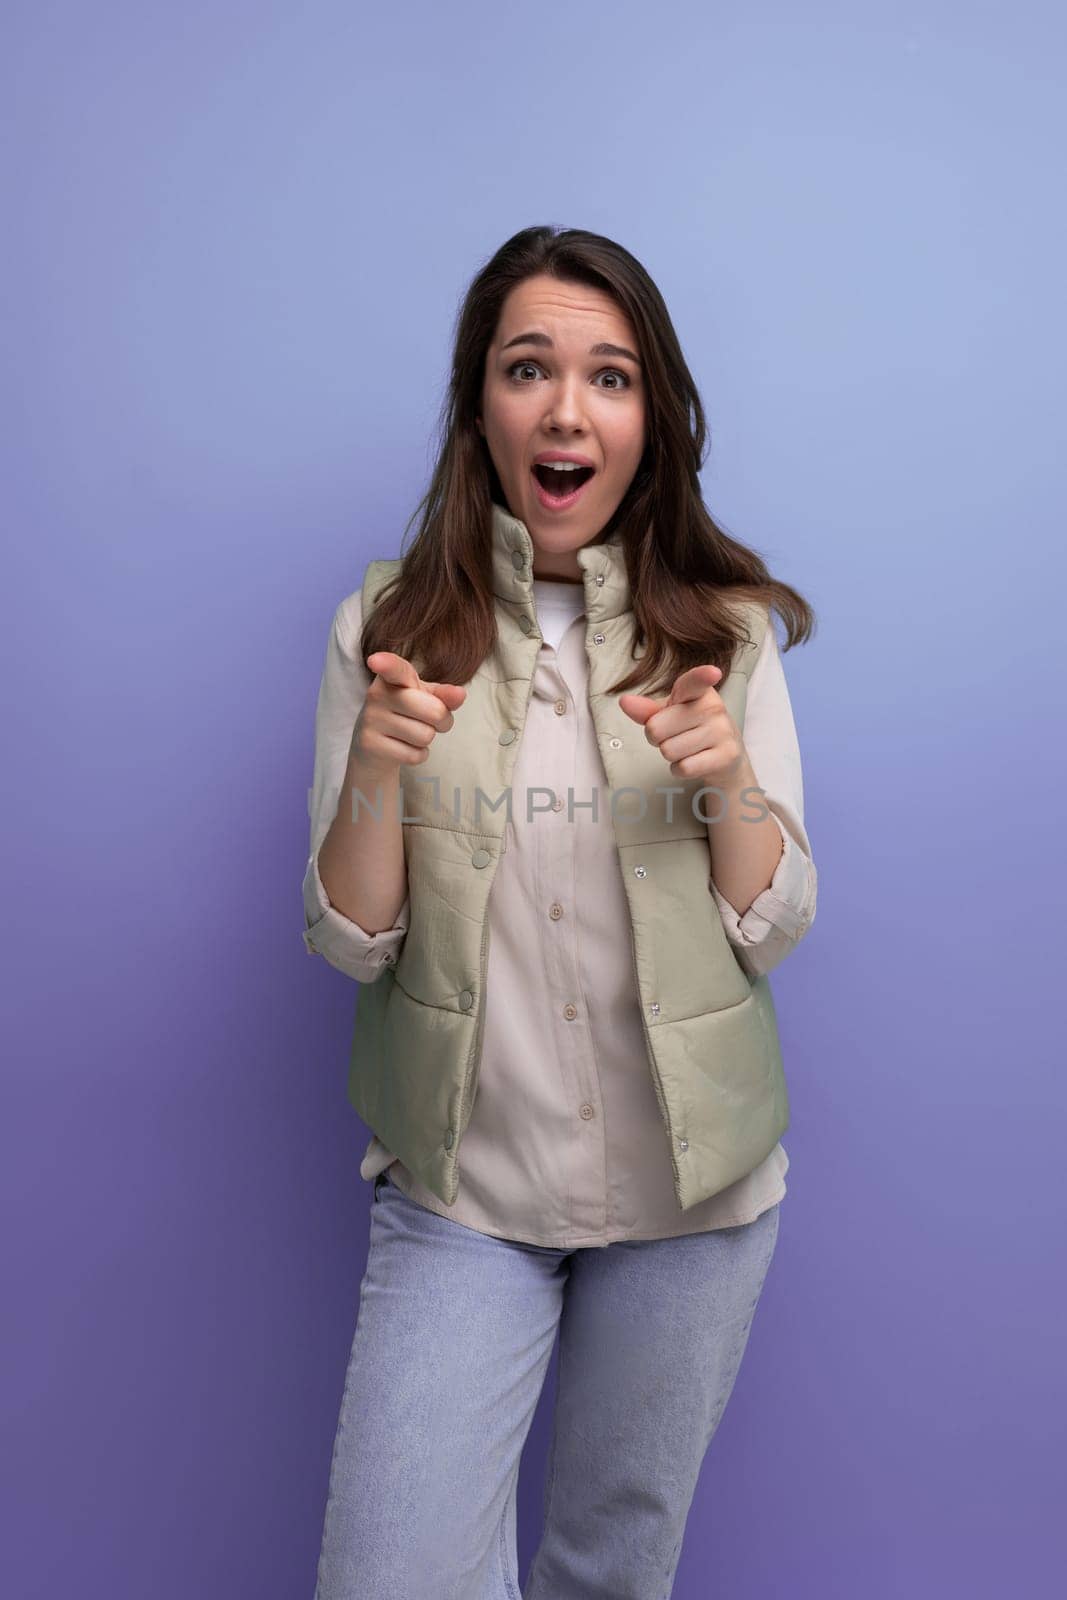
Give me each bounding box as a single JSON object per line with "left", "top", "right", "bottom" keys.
{"left": 346, "top": 500, "right": 789, "bottom": 1213}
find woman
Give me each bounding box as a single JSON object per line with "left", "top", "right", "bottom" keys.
{"left": 304, "top": 225, "right": 818, "bottom": 1599}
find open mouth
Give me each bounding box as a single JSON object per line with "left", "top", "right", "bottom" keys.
{"left": 531, "top": 463, "right": 596, "bottom": 509}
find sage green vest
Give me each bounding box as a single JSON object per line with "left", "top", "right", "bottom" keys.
{"left": 347, "top": 501, "right": 789, "bottom": 1212}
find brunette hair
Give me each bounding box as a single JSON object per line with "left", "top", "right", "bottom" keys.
{"left": 360, "top": 225, "right": 816, "bottom": 696}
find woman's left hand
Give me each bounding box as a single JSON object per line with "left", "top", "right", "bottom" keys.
{"left": 618, "top": 666, "right": 748, "bottom": 786}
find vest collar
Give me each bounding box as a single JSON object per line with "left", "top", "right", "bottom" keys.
{"left": 489, "top": 499, "right": 632, "bottom": 623}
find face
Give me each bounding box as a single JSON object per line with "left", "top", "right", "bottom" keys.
{"left": 477, "top": 274, "right": 647, "bottom": 579}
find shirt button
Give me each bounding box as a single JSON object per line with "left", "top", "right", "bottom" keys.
{"left": 549, "top": 902, "right": 564, "bottom": 920}
{"left": 563, "top": 1002, "right": 578, "bottom": 1020}
{"left": 552, "top": 796, "right": 564, "bottom": 812}
{"left": 579, "top": 1103, "right": 595, "bottom": 1120}
{"left": 554, "top": 699, "right": 567, "bottom": 715}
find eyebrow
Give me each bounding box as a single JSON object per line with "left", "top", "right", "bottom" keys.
{"left": 500, "top": 331, "right": 642, "bottom": 367}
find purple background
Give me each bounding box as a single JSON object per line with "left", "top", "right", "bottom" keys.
{"left": 4, "top": 3, "right": 1064, "bottom": 1595}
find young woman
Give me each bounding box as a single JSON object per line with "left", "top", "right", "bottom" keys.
{"left": 303, "top": 225, "right": 818, "bottom": 1599}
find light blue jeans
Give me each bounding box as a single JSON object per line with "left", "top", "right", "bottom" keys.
{"left": 313, "top": 1167, "right": 780, "bottom": 1600}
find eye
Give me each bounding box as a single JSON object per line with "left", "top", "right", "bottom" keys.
{"left": 505, "top": 360, "right": 632, "bottom": 390}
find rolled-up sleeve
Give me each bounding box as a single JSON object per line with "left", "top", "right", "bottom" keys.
{"left": 709, "top": 615, "right": 818, "bottom": 981}
{"left": 301, "top": 590, "right": 410, "bottom": 983}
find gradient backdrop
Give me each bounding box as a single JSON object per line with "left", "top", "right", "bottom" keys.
{"left": 4, "top": 2, "right": 1064, "bottom": 1596}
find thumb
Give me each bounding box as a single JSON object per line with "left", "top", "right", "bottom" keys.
{"left": 420, "top": 680, "right": 467, "bottom": 711}
{"left": 618, "top": 690, "right": 667, "bottom": 727}
{"left": 367, "top": 651, "right": 423, "bottom": 691}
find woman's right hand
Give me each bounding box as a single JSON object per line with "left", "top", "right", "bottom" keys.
{"left": 350, "top": 652, "right": 467, "bottom": 778}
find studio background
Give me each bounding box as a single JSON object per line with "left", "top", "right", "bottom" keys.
{"left": 4, "top": 2, "right": 1064, "bottom": 1596}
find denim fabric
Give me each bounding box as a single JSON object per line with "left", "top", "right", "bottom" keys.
{"left": 314, "top": 1169, "right": 780, "bottom": 1600}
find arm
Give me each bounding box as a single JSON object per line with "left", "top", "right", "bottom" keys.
{"left": 707, "top": 618, "right": 817, "bottom": 980}
{"left": 301, "top": 590, "right": 410, "bottom": 982}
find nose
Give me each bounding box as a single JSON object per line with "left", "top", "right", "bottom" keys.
{"left": 543, "top": 372, "right": 590, "bottom": 431}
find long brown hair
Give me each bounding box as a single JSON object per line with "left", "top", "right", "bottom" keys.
{"left": 361, "top": 225, "right": 816, "bottom": 696}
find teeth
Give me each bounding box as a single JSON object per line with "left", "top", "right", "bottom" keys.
{"left": 536, "top": 461, "right": 586, "bottom": 471}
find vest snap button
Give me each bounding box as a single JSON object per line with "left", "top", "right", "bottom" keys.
{"left": 593, "top": 632, "right": 605, "bottom": 645}
{"left": 458, "top": 989, "right": 474, "bottom": 1009}
{"left": 471, "top": 848, "right": 491, "bottom": 868}
{"left": 609, "top": 737, "right": 622, "bottom": 748}
{"left": 595, "top": 572, "right": 605, "bottom": 585}
{"left": 634, "top": 864, "right": 647, "bottom": 878}
{"left": 649, "top": 1002, "right": 659, "bottom": 1016}
{"left": 678, "top": 1138, "right": 689, "bottom": 1152}
{"left": 499, "top": 728, "right": 516, "bottom": 745}
{"left": 444, "top": 1128, "right": 454, "bottom": 1149}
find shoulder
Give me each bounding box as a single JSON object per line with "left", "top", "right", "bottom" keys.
{"left": 722, "top": 597, "right": 773, "bottom": 679}
{"left": 332, "top": 556, "right": 404, "bottom": 653}
{"left": 361, "top": 556, "right": 405, "bottom": 616}
{"left": 328, "top": 587, "right": 363, "bottom": 658}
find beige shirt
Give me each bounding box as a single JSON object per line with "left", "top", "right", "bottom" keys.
{"left": 302, "top": 566, "right": 817, "bottom": 1247}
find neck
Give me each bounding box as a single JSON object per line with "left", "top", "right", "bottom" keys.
{"left": 532, "top": 567, "right": 583, "bottom": 584}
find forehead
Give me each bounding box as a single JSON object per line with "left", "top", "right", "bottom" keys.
{"left": 495, "top": 274, "right": 636, "bottom": 344}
